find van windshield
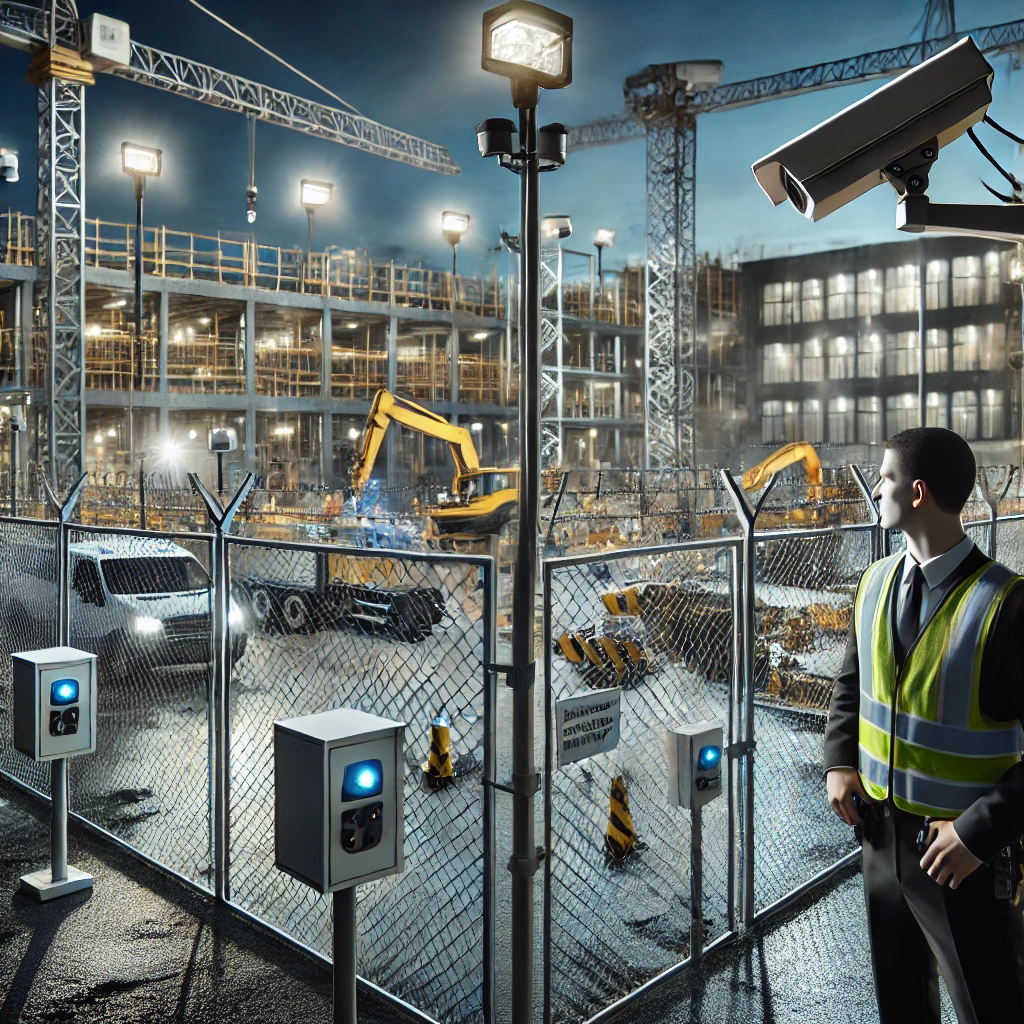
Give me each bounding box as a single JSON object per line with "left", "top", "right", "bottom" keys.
{"left": 101, "top": 557, "right": 211, "bottom": 595}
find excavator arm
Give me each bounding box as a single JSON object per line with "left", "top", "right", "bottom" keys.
{"left": 351, "top": 389, "right": 482, "bottom": 495}
{"left": 741, "top": 442, "right": 823, "bottom": 495}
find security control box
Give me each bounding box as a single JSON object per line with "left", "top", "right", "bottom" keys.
{"left": 12, "top": 647, "right": 98, "bottom": 762}
{"left": 274, "top": 708, "right": 405, "bottom": 893}
{"left": 665, "top": 720, "right": 724, "bottom": 810}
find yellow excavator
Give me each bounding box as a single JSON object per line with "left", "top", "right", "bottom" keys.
{"left": 351, "top": 389, "right": 519, "bottom": 536}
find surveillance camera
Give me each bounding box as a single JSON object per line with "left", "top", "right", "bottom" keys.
{"left": 0, "top": 150, "right": 19, "bottom": 184}
{"left": 11, "top": 414, "right": 25, "bottom": 432}
{"left": 752, "top": 36, "right": 993, "bottom": 222}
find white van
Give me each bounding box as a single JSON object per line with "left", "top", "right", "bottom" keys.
{"left": 61, "top": 537, "right": 246, "bottom": 678}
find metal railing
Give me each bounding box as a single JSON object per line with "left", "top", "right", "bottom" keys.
{"left": 1, "top": 210, "right": 647, "bottom": 325}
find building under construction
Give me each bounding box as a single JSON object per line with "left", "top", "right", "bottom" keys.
{"left": 0, "top": 211, "right": 646, "bottom": 499}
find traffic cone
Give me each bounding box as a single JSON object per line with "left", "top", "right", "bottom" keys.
{"left": 605, "top": 774, "right": 637, "bottom": 862}
{"left": 421, "top": 710, "right": 455, "bottom": 790}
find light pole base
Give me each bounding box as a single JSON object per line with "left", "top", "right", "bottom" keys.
{"left": 19, "top": 866, "right": 93, "bottom": 902}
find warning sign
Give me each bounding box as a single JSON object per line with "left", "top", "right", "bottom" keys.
{"left": 555, "top": 689, "right": 621, "bottom": 768}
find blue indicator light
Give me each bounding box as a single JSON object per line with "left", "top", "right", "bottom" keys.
{"left": 50, "top": 678, "right": 79, "bottom": 706}
{"left": 697, "top": 745, "right": 721, "bottom": 771}
{"left": 342, "top": 759, "right": 383, "bottom": 802}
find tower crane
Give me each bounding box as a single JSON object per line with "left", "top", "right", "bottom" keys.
{"left": 0, "top": 0, "right": 460, "bottom": 489}
{"left": 567, "top": 7, "right": 1024, "bottom": 470}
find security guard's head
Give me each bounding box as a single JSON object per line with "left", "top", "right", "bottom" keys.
{"left": 872, "top": 427, "right": 976, "bottom": 532}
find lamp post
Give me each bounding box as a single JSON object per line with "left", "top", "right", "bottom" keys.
{"left": 121, "top": 142, "right": 162, "bottom": 469}
{"left": 479, "top": 3, "right": 572, "bottom": 1020}
{"left": 300, "top": 179, "right": 333, "bottom": 286}
{"left": 593, "top": 227, "right": 616, "bottom": 309}
{"left": 442, "top": 210, "right": 471, "bottom": 303}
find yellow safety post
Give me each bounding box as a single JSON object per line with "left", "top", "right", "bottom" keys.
{"left": 422, "top": 710, "right": 455, "bottom": 790}
{"left": 605, "top": 774, "right": 637, "bottom": 861}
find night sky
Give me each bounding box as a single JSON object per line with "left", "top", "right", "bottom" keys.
{"left": 0, "top": 0, "right": 1021, "bottom": 278}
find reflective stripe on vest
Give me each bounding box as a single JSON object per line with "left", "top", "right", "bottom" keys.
{"left": 855, "top": 552, "right": 1023, "bottom": 818}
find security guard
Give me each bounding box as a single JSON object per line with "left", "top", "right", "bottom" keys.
{"left": 824, "top": 427, "right": 1024, "bottom": 1024}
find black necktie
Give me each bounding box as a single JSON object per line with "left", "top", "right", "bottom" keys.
{"left": 897, "top": 564, "right": 924, "bottom": 664}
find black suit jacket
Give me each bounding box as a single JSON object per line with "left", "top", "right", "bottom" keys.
{"left": 823, "top": 541, "right": 1024, "bottom": 863}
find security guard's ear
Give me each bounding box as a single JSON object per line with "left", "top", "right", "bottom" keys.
{"left": 912, "top": 479, "right": 928, "bottom": 509}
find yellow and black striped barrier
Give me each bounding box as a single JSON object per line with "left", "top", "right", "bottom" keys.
{"left": 554, "top": 628, "right": 651, "bottom": 689}
{"left": 605, "top": 774, "right": 637, "bottom": 862}
{"left": 421, "top": 712, "right": 455, "bottom": 790}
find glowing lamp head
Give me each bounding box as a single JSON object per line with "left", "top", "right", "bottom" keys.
{"left": 594, "top": 228, "right": 617, "bottom": 249}
{"left": 300, "top": 179, "right": 333, "bottom": 208}
{"left": 442, "top": 211, "right": 471, "bottom": 248}
{"left": 482, "top": 1, "right": 573, "bottom": 90}
{"left": 50, "top": 678, "right": 79, "bottom": 706}
{"left": 121, "top": 142, "right": 162, "bottom": 178}
{"left": 697, "top": 744, "right": 722, "bottom": 771}
{"left": 342, "top": 758, "right": 384, "bottom": 801}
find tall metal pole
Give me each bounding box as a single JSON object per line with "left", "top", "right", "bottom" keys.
{"left": 10, "top": 422, "right": 17, "bottom": 517}
{"left": 306, "top": 207, "right": 315, "bottom": 286}
{"left": 918, "top": 238, "right": 927, "bottom": 425}
{"left": 511, "top": 94, "right": 541, "bottom": 1024}
{"left": 131, "top": 176, "right": 144, "bottom": 468}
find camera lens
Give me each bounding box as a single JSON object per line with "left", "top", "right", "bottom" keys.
{"left": 781, "top": 169, "right": 807, "bottom": 214}
{"left": 888, "top": 163, "right": 904, "bottom": 176}
{"left": 907, "top": 174, "right": 926, "bottom": 192}
{"left": 921, "top": 146, "right": 935, "bottom": 160}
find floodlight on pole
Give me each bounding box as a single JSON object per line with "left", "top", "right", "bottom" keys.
{"left": 121, "top": 142, "right": 162, "bottom": 471}
{"left": 301, "top": 178, "right": 334, "bottom": 275}
{"left": 479, "top": 4, "right": 572, "bottom": 1021}
{"left": 593, "top": 227, "right": 616, "bottom": 288}
{"left": 442, "top": 210, "right": 471, "bottom": 288}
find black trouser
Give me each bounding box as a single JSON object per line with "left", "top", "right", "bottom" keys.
{"left": 859, "top": 799, "right": 1024, "bottom": 1024}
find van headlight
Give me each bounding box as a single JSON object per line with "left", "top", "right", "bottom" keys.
{"left": 135, "top": 615, "right": 163, "bottom": 635}
{"left": 229, "top": 601, "right": 244, "bottom": 629}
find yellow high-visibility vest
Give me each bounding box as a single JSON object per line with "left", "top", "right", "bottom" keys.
{"left": 855, "top": 552, "right": 1024, "bottom": 818}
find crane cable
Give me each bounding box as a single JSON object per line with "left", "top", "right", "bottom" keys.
{"left": 181, "top": 0, "right": 362, "bottom": 115}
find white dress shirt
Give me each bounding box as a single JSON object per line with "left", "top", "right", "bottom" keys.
{"left": 897, "top": 533, "right": 975, "bottom": 632}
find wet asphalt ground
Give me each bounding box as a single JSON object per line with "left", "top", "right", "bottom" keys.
{"left": 0, "top": 775, "right": 957, "bottom": 1024}
{"left": 0, "top": 776, "right": 412, "bottom": 1024}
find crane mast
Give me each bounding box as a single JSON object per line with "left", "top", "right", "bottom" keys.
{"left": 0, "top": 0, "right": 460, "bottom": 489}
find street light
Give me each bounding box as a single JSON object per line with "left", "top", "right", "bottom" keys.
{"left": 593, "top": 227, "right": 616, "bottom": 288}
{"left": 442, "top": 210, "right": 471, "bottom": 308}
{"left": 479, "top": 4, "right": 572, "bottom": 1020}
{"left": 121, "top": 142, "right": 162, "bottom": 469}
{"left": 301, "top": 179, "right": 333, "bottom": 276}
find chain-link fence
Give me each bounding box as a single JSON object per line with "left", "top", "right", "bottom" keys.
{"left": 225, "top": 538, "right": 494, "bottom": 1024}
{"left": 0, "top": 516, "right": 59, "bottom": 795}
{"left": 751, "top": 524, "right": 870, "bottom": 915}
{"left": 64, "top": 524, "right": 216, "bottom": 890}
{"left": 543, "top": 539, "right": 741, "bottom": 1024}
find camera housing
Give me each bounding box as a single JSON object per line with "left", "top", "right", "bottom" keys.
{"left": 752, "top": 36, "right": 993, "bottom": 221}
{"left": 0, "top": 150, "right": 19, "bottom": 184}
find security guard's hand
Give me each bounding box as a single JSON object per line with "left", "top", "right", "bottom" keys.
{"left": 826, "top": 767, "right": 869, "bottom": 826}
{"left": 919, "top": 820, "right": 983, "bottom": 889}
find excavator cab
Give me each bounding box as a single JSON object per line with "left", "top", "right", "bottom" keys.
{"left": 455, "top": 470, "right": 518, "bottom": 503}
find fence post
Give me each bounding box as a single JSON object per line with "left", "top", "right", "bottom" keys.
{"left": 849, "top": 464, "right": 881, "bottom": 563}
{"left": 42, "top": 473, "right": 87, "bottom": 876}
{"left": 189, "top": 471, "right": 256, "bottom": 903}
{"left": 720, "top": 469, "right": 756, "bottom": 932}
{"left": 977, "top": 465, "right": 1014, "bottom": 561}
